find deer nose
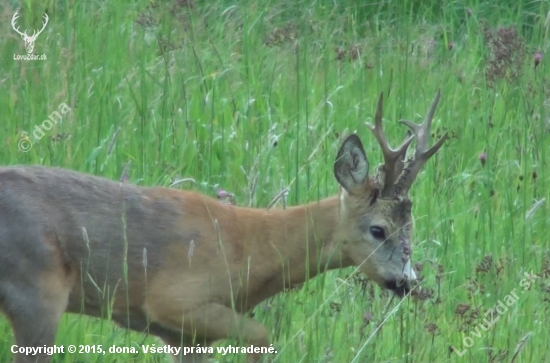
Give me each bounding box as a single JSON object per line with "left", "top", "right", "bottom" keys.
{"left": 403, "top": 259, "right": 416, "bottom": 281}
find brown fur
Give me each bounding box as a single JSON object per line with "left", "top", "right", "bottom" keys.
{"left": 0, "top": 135, "right": 421, "bottom": 363}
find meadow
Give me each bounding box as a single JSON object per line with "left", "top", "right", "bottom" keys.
{"left": 1, "top": 0, "right": 550, "bottom": 362}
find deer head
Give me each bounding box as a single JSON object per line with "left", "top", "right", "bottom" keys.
{"left": 11, "top": 11, "right": 49, "bottom": 54}
{"left": 333, "top": 90, "right": 447, "bottom": 296}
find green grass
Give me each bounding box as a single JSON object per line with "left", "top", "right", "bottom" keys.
{"left": 1, "top": 0, "right": 550, "bottom": 362}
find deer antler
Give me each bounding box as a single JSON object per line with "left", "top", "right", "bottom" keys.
{"left": 394, "top": 89, "right": 448, "bottom": 196}
{"left": 11, "top": 11, "right": 48, "bottom": 39}
{"left": 11, "top": 11, "right": 26, "bottom": 37}
{"left": 366, "top": 93, "right": 415, "bottom": 197}
{"left": 32, "top": 13, "right": 49, "bottom": 39}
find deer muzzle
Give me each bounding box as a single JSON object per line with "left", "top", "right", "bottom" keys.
{"left": 403, "top": 259, "right": 416, "bottom": 281}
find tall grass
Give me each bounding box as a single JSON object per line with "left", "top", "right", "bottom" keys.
{"left": 1, "top": 0, "right": 549, "bottom": 362}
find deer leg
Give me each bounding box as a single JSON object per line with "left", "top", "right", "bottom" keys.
{"left": 161, "top": 335, "right": 213, "bottom": 363}
{"left": 111, "top": 313, "right": 213, "bottom": 362}
{"left": 0, "top": 226, "right": 74, "bottom": 363}
{"left": 146, "top": 302, "right": 269, "bottom": 363}
{"left": 0, "top": 269, "right": 71, "bottom": 363}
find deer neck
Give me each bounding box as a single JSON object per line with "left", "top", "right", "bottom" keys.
{"left": 240, "top": 196, "right": 350, "bottom": 307}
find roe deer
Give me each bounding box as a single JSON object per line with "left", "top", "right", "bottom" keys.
{"left": 0, "top": 91, "right": 446, "bottom": 363}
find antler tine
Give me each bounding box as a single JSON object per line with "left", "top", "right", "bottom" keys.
{"left": 31, "top": 13, "right": 49, "bottom": 38}
{"left": 11, "top": 11, "right": 26, "bottom": 37}
{"left": 366, "top": 92, "right": 415, "bottom": 197}
{"left": 40, "top": 13, "right": 49, "bottom": 32}
{"left": 395, "top": 89, "right": 448, "bottom": 196}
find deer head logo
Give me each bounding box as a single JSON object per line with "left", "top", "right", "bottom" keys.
{"left": 11, "top": 11, "right": 49, "bottom": 54}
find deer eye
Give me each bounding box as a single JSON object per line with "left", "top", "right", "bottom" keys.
{"left": 370, "top": 226, "right": 386, "bottom": 240}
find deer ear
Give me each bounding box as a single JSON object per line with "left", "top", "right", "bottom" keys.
{"left": 334, "top": 134, "right": 369, "bottom": 194}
